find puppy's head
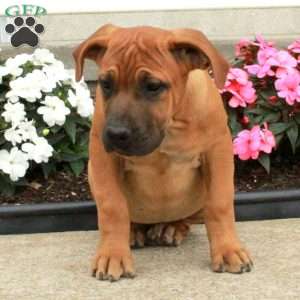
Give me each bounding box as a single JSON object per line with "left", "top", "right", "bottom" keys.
{"left": 73, "top": 24, "right": 229, "bottom": 156}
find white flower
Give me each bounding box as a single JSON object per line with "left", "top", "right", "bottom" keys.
{"left": 64, "top": 69, "right": 83, "bottom": 86}
{"left": 7, "top": 96, "right": 19, "bottom": 103}
{"left": 32, "top": 48, "right": 57, "bottom": 65}
{"left": 68, "top": 83, "right": 94, "bottom": 117}
{"left": 6, "top": 69, "right": 55, "bottom": 102}
{"left": 0, "top": 53, "right": 32, "bottom": 81}
{"left": 65, "top": 69, "right": 76, "bottom": 82}
{"left": 42, "top": 61, "right": 69, "bottom": 86}
{"left": 4, "top": 127, "right": 23, "bottom": 145}
{"left": 4, "top": 120, "right": 38, "bottom": 146}
{"left": 17, "top": 120, "right": 38, "bottom": 141}
{"left": 22, "top": 137, "right": 53, "bottom": 163}
{"left": 37, "top": 96, "right": 70, "bottom": 127}
{"left": 0, "top": 147, "right": 29, "bottom": 181}
{"left": 10, "top": 53, "right": 32, "bottom": 67}
{"left": 1, "top": 102, "right": 26, "bottom": 125}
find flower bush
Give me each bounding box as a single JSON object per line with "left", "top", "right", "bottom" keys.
{"left": 222, "top": 36, "right": 300, "bottom": 172}
{"left": 0, "top": 49, "right": 94, "bottom": 195}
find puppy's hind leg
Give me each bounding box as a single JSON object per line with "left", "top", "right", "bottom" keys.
{"left": 130, "top": 220, "right": 191, "bottom": 248}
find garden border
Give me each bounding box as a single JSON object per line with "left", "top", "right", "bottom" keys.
{"left": 1, "top": 189, "right": 300, "bottom": 234}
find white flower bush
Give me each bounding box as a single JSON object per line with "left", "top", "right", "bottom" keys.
{"left": 0, "top": 49, "right": 94, "bottom": 194}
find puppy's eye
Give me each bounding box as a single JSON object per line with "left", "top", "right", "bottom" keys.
{"left": 142, "top": 79, "right": 168, "bottom": 97}
{"left": 99, "top": 77, "right": 114, "bottom": 98}
{"left": 145, "top": 82, "right": 162, "bottom": 92}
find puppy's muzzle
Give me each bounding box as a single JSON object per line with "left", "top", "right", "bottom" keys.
{"left": 105, "top": 125, "right": 132, "bottom": 151}
{"left": 102, "top": 121, "right": 165, "bottom": 156}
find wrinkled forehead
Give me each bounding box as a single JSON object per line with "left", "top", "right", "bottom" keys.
{"left": 100, "top": 28, "right": 176, "bottom": 82}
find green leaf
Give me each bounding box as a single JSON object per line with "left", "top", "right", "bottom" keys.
{"left": 64, "top": 118, "right": 77, "bottom": 144}
{"left": 286, "top": 124, "right": 299, "bottom": 154}
{"left": 257, "top": 101, "right": 278, "bottom": 111}
{"left": 258, "top": 153, "right": 270, "bottom": 174}
{"left": 260, "top": 89, "right": 275, "bottom": 100}
{"left": 78, "top": 132, "right": 89, "bottom": 146}
{"left": 247, "top": 108, "right": 264, "bottom": 115}
{"left": 47, "top": 133, "right": 65, "bottom": 145}
{"left": 42, "top": 163, "right": 56, "bottom": 179}
{"left": 0, "top": 135, "right": 6, "bottom": 146}
{"left": 58, "top": 152, "right": 84, "bottom": 162}
{"left": 294, "top": 113, "right": 300, "bottom": 125}
{"left": 253, "top": 115, "right": 264, "bottom": 124}
{"left": 296, "top": 136, "right": 300, "bottom": 148}
{"left": 275, "top": 133, "right": 284, "bottom": 146}
{"left": 262, "top": 112, "right": 281, "bottom": 123}
{"left": 269, "top": 123, "right": 291, "bottom": 135}
{"left": 227, "top": 108, "right": 242, "bottom": 137}
{"left": 69, "top": 159, "right": 85, "bottom": 176}
{"left": 0, "top": 174, "right": 16, "bottom": 196}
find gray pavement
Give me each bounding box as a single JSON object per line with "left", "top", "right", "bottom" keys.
{"left": 0, "top": 219, "right": 299, "bottom": 300}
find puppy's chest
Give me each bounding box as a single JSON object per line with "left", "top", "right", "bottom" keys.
{"left": 122, "top": 149, "right": 203, "bottom": 201}
{"left": 123, "top": 150, "right": 202, "bottom": 174}
{"left": 121, "top": 151, "right": 205, "bottom": 223}
{"left": 122, "top": 131, "right": 204, "bottom": 190}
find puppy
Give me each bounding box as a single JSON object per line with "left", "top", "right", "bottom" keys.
{"left": 73, "top": 24, "right": 253, "bottom": 281}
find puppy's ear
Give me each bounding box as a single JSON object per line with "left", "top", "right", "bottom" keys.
{"left": 169, "top": 29, "right": 229, "bottom": 89}
{"left": 73, "top": 24, "right": 119, "bottom": 81}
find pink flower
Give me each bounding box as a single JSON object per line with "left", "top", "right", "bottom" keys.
{"left": 267, "top": 50, "right": 297, "bottom": 78}
{"left": 223, "top": 68, "right": 256, "bottom": 107}
{"left": 259, "top": 123, "right": 276, "bottom": 153}
{"left": 233, "top": 124, "right": 276, "bottom": 160}
{"left": 253, "top": 35, "right": 275, "bottom": 49}
{"left": 243, "top": 36, "right": 295, "bottom": 79}
{"left": 245, "top": 46, "right": 277, "bottom": 78}
{"left": 235, "top": 38, "right": 251, "bottom": 56}
{"left": 233, "top": 126, "right": 261, "bottom": 160}
{"left": 288, "top": 39, "right": 300, "bottom": 53}
{"left": 246, "top": 48, "right": 297, "bottom": 79}
{"left": 274, "top": 70, "right": 300, "bottom": 105}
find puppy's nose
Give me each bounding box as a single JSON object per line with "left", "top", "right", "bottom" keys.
{"left": 106, "top": 125, "right": 131, "bottom": 144}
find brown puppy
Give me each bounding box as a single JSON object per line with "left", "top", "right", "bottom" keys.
{"left": 73, "top": 24, "right": 253, "bottom": 281}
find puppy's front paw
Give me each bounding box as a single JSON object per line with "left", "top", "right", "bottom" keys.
{"left": 211, "top": 244, "right": 253, "bottom": 274}
{"left": 91, "top": 245, "right": 135, "bottom": 281}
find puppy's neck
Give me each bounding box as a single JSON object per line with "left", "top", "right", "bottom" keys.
{"left": 158, "top": 69, "right": 223, "bottom": 157}
{"left": 168, "top": 69, "right": 214, "bottom": 130}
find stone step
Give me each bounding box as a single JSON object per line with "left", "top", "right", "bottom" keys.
{"left": 0, "top": 7, "right": 299, "bottom": 80}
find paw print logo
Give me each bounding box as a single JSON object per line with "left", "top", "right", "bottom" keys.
{"left": 5, "top": 16, "right": 44, "bottom": 47}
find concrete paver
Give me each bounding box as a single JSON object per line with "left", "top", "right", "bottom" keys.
{"left": 0, "top": 219, "right": 299, "bottom": 300}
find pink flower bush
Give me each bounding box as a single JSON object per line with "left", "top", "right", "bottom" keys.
{"left": 233, "top": 124, "right": 276, "bottom": 160}
{"left": 222, "top": 35, "right": 300, "bottom": 170}
{"left": 274, "top": 70, "right": 300, "bottom": 105}
{"left": 223, "top": 68, "right": 256, "bottom": 108}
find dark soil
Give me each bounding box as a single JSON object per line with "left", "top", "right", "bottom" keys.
{"left": 0, "top": 170, "right": 93, "bottom": 205}
{"left": 0, "top": 150, "right": 300, "bottom": 205}
{"left": 235, "top": 157, "right": 300, "bottom": 192}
